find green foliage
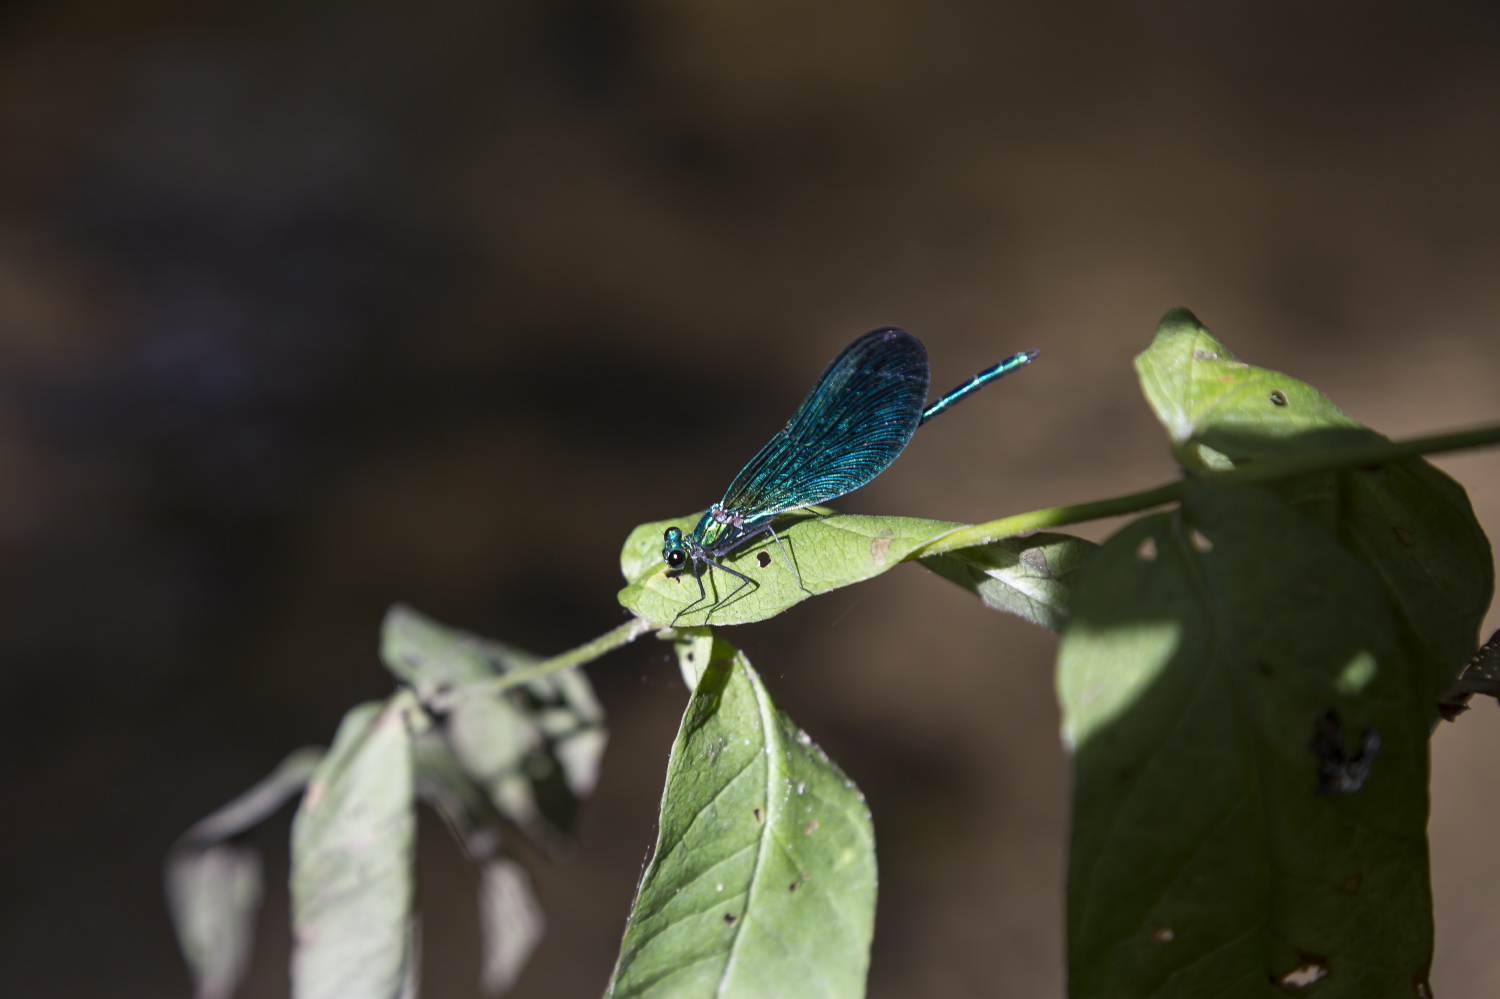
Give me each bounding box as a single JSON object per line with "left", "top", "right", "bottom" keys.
{"left": 619, "top": 511, "right": 966, "bottom": 626}
{"left": 922, "top": 532, "right": 1098, "bottom": 632}
{"left": 607, "top": 633, "right": 877, "bottom": 998}
{"left": 1059, "top": 487, "right": 1432, "bottom": 997}
{"left": 168, "top": 308, "right": 1497, "bottom": 999}
{"left": 1135, "top": 309, "right": 1493, "bottom": 702}
{"left": 291, "top": 697, "right": 419, "bottom": 999}
{"left": 168, "top": 607, "right": 606, "bottom": 999}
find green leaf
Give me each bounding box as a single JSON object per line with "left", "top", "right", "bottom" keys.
{"left": 921, "top": 532, "right": 1098, "bottom": 631}
{"left": 606, "top": 635, "right": 877, "bottom": 998}
{"left": 380, "top": 603, "right": 533, "bottom": 696}
{"left": 619, "top": 511, "right": 962, "bottom": 626}
{"left": 166, "top": 747, "right": 324, "bottom": 999}
{"left": 1058, "top": 485, "right": 1432, "bottom": 998}
{"left": 479, "top": 858, "right": 546, "bottom": 996}
{"left": 291, "top": 696, "right": 419, "bottom": 999}
{"left": 165, "top": 844, "right": 263, "bottom": 999}
{"left": 382, "top": 605, "right": 609, "bottom": 850}
{"left": 1134, "top": 308, "right": 1493, "bottom": 702}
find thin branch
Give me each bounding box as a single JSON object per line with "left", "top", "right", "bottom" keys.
{"left": 914, "top": 422, "right": 1500, "bottom": 558}
{"left": 433, "top": 616, "right": 653, "bottom": 708}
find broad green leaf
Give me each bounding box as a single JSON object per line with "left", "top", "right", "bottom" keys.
{"left": 291, "top": 696, "right": 419, "bottom": 999}
{"left": 1134, "top": 308, "right": 1493, "bottom": 701}
{"left": 1058, "top": 485, "right": 1432, "bottom": 998}
{"left": 166, "top": 747, "right": 324, "bottom": 999}
{"left": 921, "top": 532, "right": 1098, "bottom": 631}
{"left": 607, "top": 636, "right": 877, "bottom": 998}
{"left": 619, "top": 511, "right": 962, "bottom": 626}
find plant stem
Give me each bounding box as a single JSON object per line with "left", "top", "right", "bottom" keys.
{"left": 435, "top": 616, "right": 653, "bottom": 707}
{"left": 916, "top": 422, "right": 1500, "bottom": 557}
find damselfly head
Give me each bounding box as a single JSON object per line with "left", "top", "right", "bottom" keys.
{"left": 662, "top": 526, "right": 687, "bottom": 569}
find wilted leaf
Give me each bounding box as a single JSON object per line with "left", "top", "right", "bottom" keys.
{"left": 607, "top": 635, "right": 876, "bottom": 998}
{"left": 922, "top": 531, "right": 1097, "bottom": 631}
{"left": 479, "top": 858, "right": 546, "bottom": 996}
{"left": 165, "top": 844, "right": 263, "bottom": 999}
{"left": 1058, "top": 485, "right": 1432, "bottom": 998}
{"left": 619, "top": 511, "right": 962, "bottom": 626}
{"left": 166, "top": 747, "right": 323, "bottom": 999}
{"left": 382, "top": 605, "right": 609, "bottom": 851}
{"left": 413, "top": 726, "right": 504, "bottom": 862}
{"left": 291, "top": 696, "right": 418, "bottom": 999}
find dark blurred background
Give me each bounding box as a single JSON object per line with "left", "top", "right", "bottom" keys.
{"left": 2, "top": 2, "right": 1498, "bottom": 996}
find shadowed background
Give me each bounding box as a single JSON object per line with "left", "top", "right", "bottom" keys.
{"left": 2, "top": 2, "right": 1498, "bottom": 996}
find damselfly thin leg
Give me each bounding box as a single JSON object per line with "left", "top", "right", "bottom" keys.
{"left": 764, "top": 524, "right": 811, "bottom": 594}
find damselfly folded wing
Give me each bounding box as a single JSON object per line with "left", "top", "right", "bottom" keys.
{"left": 717, "top": 326, "right": 930, "bottom": 521}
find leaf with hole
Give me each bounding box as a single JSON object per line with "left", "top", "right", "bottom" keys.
{"left": 1058, "top": 485, "right": 1432, "bottom": 998}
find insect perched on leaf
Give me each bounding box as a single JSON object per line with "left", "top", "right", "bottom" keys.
{"left": 661, "top": 326, "right": 1037, "bottom": 621}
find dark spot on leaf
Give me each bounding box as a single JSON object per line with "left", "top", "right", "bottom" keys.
{"left": 685, "top": 650, "right": 694, "bottom": 662}
{"left": 1340, "top": 874, "right": 1362, "bottom": 894}
{"left": 1269, "top": 390, "right": 1288, "bottom": 407}
{"left": 1135, "top": 536, "right": 1157, "bottom": 561}
{"left": 803, "top": 819, "right": 818, "bottom": 835}
{"left": 723, "top": 913, "right": 737, "bottom": 925}
{"left": 752, "top": 807, "right": 764, "bottom": 824}
{"left": 1192, "top": 349, "right": 1218, "bottom": 360}
{"left": 1020, "top": 548, "right": 1051, "bottom": 574}
{"left": 1393, "top": 526, "right": 1415, "bottom": 547}
{"left": 1117, "top": 768, "right": 1132, "bottom": 784}
{"left": 1255, "top": 660, "right": 1274, "bottom": 677}
{"left": 1152, "top": 926, "right": 1174, "bottom": 943}
{"left": 1276, "top": 955, "right": 1329, "bottom": 989}
{"left": 788, "top": 881, "right": 799, "bottom": 893}
{"left": 1304, "top": 582, "right": 1320, "bottom": 598}
{"left": 757, "top": 551, "right": 771, "bottom": 568}
{"left": 1309, "top": 711, "right": 1381, "bottom": 795}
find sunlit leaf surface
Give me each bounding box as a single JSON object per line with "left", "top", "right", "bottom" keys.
{"left": 607, "top": 634, "right": 876, "bottom": 998}
{"left": 922, "top": 531, "right": 1098, "bottom": 631}
{"left": 1135, "top": 308, "right": 1493, "bottom": 699}
{"left": 619, "top": 511, "right": 961, "bottom": 626}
